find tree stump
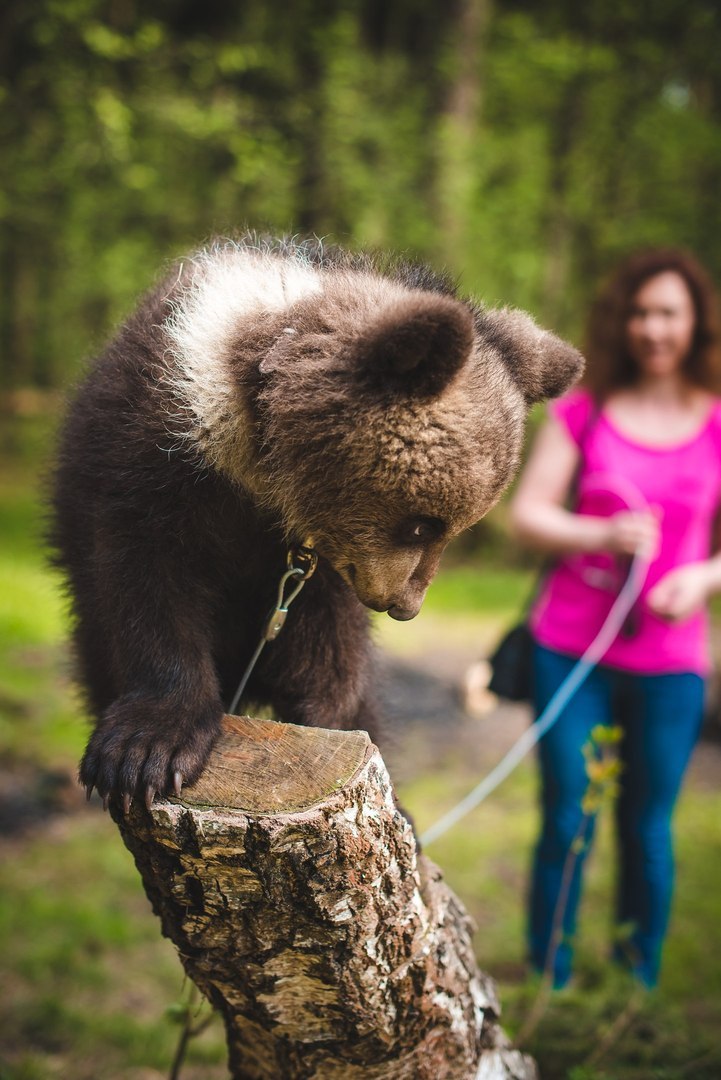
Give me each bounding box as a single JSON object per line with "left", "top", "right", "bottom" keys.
{"left": 113, "top": 715, "right": 536, "bottom": 1080}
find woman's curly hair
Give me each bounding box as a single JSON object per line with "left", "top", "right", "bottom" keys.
{"left": 583, "top": 248, "right": 721, "bottom": 398}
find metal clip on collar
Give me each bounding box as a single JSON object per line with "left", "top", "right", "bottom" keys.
{"left": 227, "top": 544, "right": 318, "bottom": 716}
{"left": 263, "top": 546, "right": 318, "bottom": 641}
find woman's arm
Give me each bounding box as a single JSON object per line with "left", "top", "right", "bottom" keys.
{"left": 509, "top": 417, "right": 659, "bottom": 557}
{"left": 648, "top": 553, "right": 721, "bottom": 621}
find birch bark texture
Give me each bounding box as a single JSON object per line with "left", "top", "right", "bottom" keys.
{"left": 113, "top": 715, "right": 536, "bottom": 1080}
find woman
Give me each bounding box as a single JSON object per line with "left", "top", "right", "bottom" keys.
{"left": 510, "top": 249, "right": 721, "bottom": 988}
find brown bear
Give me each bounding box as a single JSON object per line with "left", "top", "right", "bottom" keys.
{"left": 50, "top": 236, "right": 582, "bottom": 809}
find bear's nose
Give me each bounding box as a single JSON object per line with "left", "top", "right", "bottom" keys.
{"left": 365, "top": 599, "right": 392, "bottom": 613}
{"left": 387, "top": 603, "right": 419, "bottom": 621}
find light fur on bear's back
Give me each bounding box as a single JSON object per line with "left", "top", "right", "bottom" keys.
{"left": 162, "top": 243, "right": 325, "bottom": 481}
{"left": 161, "top": 240, "right": 438, "bottom": 484}
{"left": 165, "top": 241, "right": 324, "bottom": 367}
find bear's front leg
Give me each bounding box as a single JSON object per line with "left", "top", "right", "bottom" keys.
{"left": 80, "top": 687, "right": 223, "bottom": 811}
{"left": 76, "top": 537, "right": 225, "bottom": 809}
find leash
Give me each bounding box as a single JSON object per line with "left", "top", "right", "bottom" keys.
{"left": 227, "top": 544, "right": 318, "bottom": 716}
{"left": 225, "top": 483, "right": 655, "bottom": 844}
{"left": 421, "top": 476, "right": 654, "bottom": 848}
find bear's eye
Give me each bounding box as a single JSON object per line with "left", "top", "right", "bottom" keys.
{"left": 396, "top": 516, "right": 446, "bottom": 546}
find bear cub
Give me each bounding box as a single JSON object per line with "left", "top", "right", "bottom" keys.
{"left": 50, "top": 236, "right": 582, "bottom": 808}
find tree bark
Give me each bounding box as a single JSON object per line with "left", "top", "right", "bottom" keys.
{"left": 113, "top": 715, "right": 536, "bottom": 1080}
{"left": 435, "top": 0, "right": 493, "bottom": 267}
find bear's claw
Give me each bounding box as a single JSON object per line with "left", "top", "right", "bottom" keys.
{"left": 79, "top": 697, "right": 222, "bottom": 811}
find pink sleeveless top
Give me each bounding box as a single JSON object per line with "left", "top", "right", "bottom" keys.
{"left": 530, "top": 388, "right": 721, "bottom": 675}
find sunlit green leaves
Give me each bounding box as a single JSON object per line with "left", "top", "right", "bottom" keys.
{"left": 4, "top": 0, "right": 721, "bottom": 388}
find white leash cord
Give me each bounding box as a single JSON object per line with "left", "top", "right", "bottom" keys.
{"left": 420, "top": 524, "right": 653, "bottom": 848}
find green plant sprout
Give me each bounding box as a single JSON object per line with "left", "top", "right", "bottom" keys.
{"left": 518, "top": 723, "right": 624, "bottom": 1045}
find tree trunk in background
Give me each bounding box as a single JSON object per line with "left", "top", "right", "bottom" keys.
{"left": 540, "top": 71, "right": 588, "bottom": 331}
{"left": 113, "top": 715, "right": 536, "bottom": 1080}
{"left": 1, "top": 233, "right": 35, "bottom": 391}
{"left": 436, "top": 0, "right": 493, "bottom": 267}
{"left": 445, "top": 0, "right": 490, "bottom": 138}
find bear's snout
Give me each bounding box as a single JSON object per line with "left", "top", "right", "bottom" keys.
{"left": 358, "top": 594, "right": 422, "bottom": 619}
{"left": 351, "top": 587, "right": 424, "bottom": 619}
{"left": 387, "top": 604, "right": 419, "bottom": 622}
{"left": 344, "top": 551, "right": 434, "bottom": 622}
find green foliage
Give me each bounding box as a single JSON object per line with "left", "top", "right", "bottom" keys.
{"left": 515, "top": 724, "right": 624, "bottom": 1043}
{"left": 581, "top": 723, "right": 623, "bottom": 813}
{"left": 3, "top": 0, "right": 721, "bottom": 389}
{"left": 422, "top": 563, "right": 535, "bottom": 614}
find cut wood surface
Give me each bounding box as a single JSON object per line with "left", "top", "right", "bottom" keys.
{"left": 178, "top": 714, "right": 370, "bottom": 812}
{"left": 114, "top": 715, "right": 537, "bottom": 1080}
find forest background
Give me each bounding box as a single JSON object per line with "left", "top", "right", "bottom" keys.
{"left": 3, "top": 2, "right": 721, "bottom": 1079}
{"left": 4, "top": 0, "right": 721, "bottom": 394}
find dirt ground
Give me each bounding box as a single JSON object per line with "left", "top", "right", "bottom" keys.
{"left": 375, "top": 624, "right": 721, "bottom": 795}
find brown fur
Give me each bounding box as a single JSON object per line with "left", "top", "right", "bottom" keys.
{"left": 49, "top": 236, "right": 582, "bottom": 804}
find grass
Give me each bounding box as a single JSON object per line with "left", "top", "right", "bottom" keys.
{"left": 0, "top": 473, "right": 85, "bottom": 772}
{"left": 1, "top": 412, "right": 721, "bottom": 1078}
{"left": 422, "top": 562, "right": 536, "bottom": 615}
{"left": 0, "top": 816, "right": 227, "bottom": 1079}
{"left": 405, "top": 755, "right": 721, "bottom": 1078}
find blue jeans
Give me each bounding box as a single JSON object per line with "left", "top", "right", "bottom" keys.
{"left": 529, "top": 643, "right": 704, "bottom": 988}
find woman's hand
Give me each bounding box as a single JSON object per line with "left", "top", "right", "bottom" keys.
{"left": 647, "top": 562, "right": 712, "bottom": 621}
{"left": 604, "top": 510, "right": 661, "bottom": 560}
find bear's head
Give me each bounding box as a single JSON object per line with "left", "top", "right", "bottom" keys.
{"left": 248, "top": 271, "right": 583, "bottom": 620}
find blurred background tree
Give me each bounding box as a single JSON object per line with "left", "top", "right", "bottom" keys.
{"left": 2, "top": 0, "right": 721, "bottom": 392}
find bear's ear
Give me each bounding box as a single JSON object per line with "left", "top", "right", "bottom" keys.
{"left": 479, "top": 308, "right": 584, "bottom": 404}
{"left": 351, "top": 293, "right": 475, "bottom": 398}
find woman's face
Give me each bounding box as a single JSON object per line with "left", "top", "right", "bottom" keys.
{"left": 625, "top": 271, "right": 696, "bottom": 379}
